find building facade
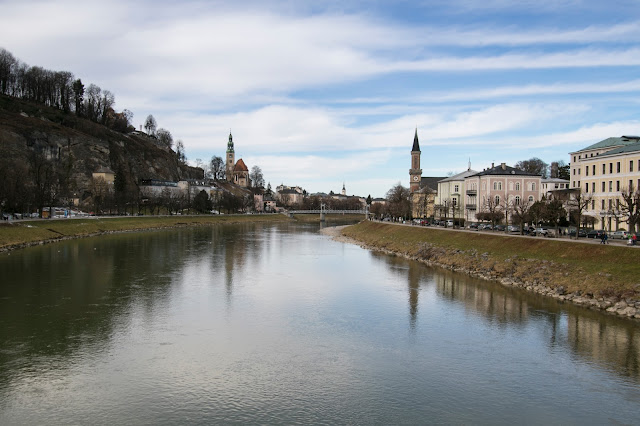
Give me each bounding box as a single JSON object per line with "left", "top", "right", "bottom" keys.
{"left": 569, "top": 136, "right": 640, "bottom": 231}
{"left": 464, "top": 163, "right": 541, "bottom": 222}
{"left": 435, "top": 165, "right": 477, "bottom": 221}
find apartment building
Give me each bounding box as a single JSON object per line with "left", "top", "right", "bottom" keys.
{"left": 569, "top": 136, "right": 640, "bottom": 231}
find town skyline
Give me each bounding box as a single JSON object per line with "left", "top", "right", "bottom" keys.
{"left": 2, "top": 0, "right": 640, "bottom": 198}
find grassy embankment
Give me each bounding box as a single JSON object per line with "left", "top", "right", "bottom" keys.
{"left": 0, "top": 214, "right": 291, "bottom": 251}
{"left": 343, "top": 221, "right": 640, "bottom": 299}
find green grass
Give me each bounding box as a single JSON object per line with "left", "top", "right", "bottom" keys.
{"left": 343, "top": 221, "right": 640, "bottom": 297}
{"left": 0, "top": 214, "right": 291, "bottom": 250}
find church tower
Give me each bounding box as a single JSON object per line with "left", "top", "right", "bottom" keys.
{"left": 226, "top": 131, "right": 235, "bottom": 182}
{"left": 409, "top": 128, "right": 422, "bottom": 192}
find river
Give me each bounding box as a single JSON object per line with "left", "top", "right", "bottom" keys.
{"left": 0, "top": 222, "right": 638, "bottom": 424}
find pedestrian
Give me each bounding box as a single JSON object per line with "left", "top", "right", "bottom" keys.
{"left": 604, "top": 233, "right": 609, "bottom": 244}
{"left": 600, "top": 233, "right": 606, "bottom": 244}
{"left": 633, "top": 234, "right": 637, "bottom": 246}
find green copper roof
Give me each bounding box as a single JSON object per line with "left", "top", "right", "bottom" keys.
{"left": 227, "top": 132, "right": 234, "bottom": 153}
{"left": 577, "top": 136, "right": 640, "bottom": 152}
{"left": 597, "top": 141, "right": 640, "bottom": 157}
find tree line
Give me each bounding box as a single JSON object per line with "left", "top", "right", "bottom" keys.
{"left": 0, "top": 48, "right": 134, "bottom": 132}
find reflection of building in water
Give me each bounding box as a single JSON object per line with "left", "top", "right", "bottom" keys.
{"left": 567, "top": 314, "right": 640, "bottom": 380}
{"left": 435, "top": 274, "right": 530, "bottom": 324}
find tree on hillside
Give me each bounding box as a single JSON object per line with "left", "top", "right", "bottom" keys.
{"left": 175, "top": 140, "right": 186, "bottom": 165}
{"left": 515, "top": 157, "right": 549, "bottom": 178}
{"left": 72, "top": 78, "right": 84, "bottom": 116}
{"left": 210, "top": 155, "right": 225, "bottom": 180}
{"left": 250, "top": 165, "right": 265, "bottom": 189}
{"left": 144, "top": 114, "right": 157, "bottom": 136}
{"left": 156, "top": 128, "right": 173, "bottom": 148}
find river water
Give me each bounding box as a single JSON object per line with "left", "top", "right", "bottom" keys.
{"left": 0, "top": 222, "right": 638, "bottom": 424}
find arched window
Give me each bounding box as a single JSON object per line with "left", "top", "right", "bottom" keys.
{"left": 515, "top": 182, "right": 520, "bottom": 191}
{"left": 531, "top": 182, "right": 536, "bottom": 191}
{"left": 528, "top": 195, "right": 534, "bottom": 202}
{"left": 495, "top": 195, "right": 500, "bottom": 204}
{"left": 515, "top": 196, "right": 521, "bottom": 205}
{"left": 493, "top": 182, "right": 498, "bottom": 190}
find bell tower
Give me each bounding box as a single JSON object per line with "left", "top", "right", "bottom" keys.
{"left": 226, "top": 131, "right": 235, "bottom": 182}
{"left": 409, "top": 128, "right": 422, "bottom": 192}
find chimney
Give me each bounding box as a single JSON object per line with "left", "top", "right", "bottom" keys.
{"left": 501, "top": 163, "right": 506, "bottom": 170}
{"left": 491, "top": 162, "right": 494, "bottom": 168}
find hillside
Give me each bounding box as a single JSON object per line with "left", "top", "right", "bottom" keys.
{"left": 0, "top": 94, "right": 202, "bottom": 208}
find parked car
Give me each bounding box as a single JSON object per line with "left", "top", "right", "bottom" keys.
{"left": 532, "top": 227, "right": 549, "bottom": 236}
{"left": 495, "top": 224, "right": 506, "bottom": 231}
{"left": 508, "top": 225, "right": 521, "bottom": 233}
{"left": 587, "top": 229, "right": 607, "bottom": 239}
{"left": 468, "top": 223, "right": 479, "bottom": 230}
{"left": 568, "top": 228, "right": 588, "bottom": 238}
{"left": 445, "top": 220, "right": 454, "bottom": 227}
{"left": 611, "top": 230, "right": 629, "bottom": 239}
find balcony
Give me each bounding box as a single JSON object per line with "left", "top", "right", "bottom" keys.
{"left": 466, "top": 189, "right": 477, "bottom": 195}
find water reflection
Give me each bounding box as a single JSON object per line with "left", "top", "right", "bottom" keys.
{"left": 370, "top": 251, "right": 640, "bottom": 380}
{"left": 0, "top": 223, "right": 639, "bottom": 423}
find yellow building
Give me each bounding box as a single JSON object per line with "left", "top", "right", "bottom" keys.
{"left": 569, "top": 135, "right": 640, "bottom": 231}
{"left": 92, "top": 166, "right": 115, "bottom": 184}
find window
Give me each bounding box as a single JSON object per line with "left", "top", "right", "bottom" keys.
{"left": 515, "top": 182, "right": 520, "bottom": 191}
{"left": 528, "top": 195, "right": 534, "bottom": 202}
{"left": 495, "top": 195, "right": 500, "bottom": 204}
{"left": 593, "top": 165, "right": 596, "bottom": 175}
{"left": 509, "top": 182, "right": 513, "bottom": 190}
{"left": 602, "top": 164, "right": 606, "bottom": 174}
{"left": 532, "top": 182, "right": 536, "bottom": 191}
{"left": 602, "top": 182, "right": 605, "bottom": 192}
{"left": 573, "top": 156, "right": 576, "bottom": 162}
{"left": 617, "top": 162, "right": 621, "bottom": 173}
{"left": 630, "top": 180, "right": 634, "bottom": 192}
{"left": 578, "top": 168, "right": 581, "bottom": 175}
{"left": 454, "top": 184, "right": 459, "bottom": 193}
{"left": 610, "top": 163, "right": 613, "bottom": 173}
{"left": 609, "top": 199, "right": 613, "bottom": 209}
{"left": 515, "top": 196, "right": 520, "bottom": 205}
{"left": 573, "top": 169, "right": 576, "bottom": 175}
{"left": 602, "top": 199, "right": 605, "bottom": 210}
{"left": 482, "top": 183, "right": 486, "bottom": 190}
{"left": 609, "top": 181, "right": 613, "bottom": 192}
{"left": 586, "top": 167, "right": 589, "bottom": 176}
{"left": 592, "top": 182, "right": 595, "bottom": 193}
{"left": 616, "top": 199, "right": 620, "bottom": 209}
{"left": 630, "top": 161, "right": 634, "bottom": 172}
{"left": 452, "top": 197, "right": 457, "bottom": 206}
{"left": 591, "top": 200, "right": 595, "bottom": 210}
{"left": 616, "top": 181, "right": 620, "bottom": 191}
{"left": 585, "top": 183, "right": 589, "bottom": 192}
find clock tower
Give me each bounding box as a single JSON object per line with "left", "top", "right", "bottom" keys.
{"left": 226, "top": 131, "right": 235, "bottom": 182}
{"left": 409, "top": 128, "right": 422, "bottom": 192}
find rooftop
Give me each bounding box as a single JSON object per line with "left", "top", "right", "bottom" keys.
{"left": 574, "top": 135, "right": 640, "bottom": 153}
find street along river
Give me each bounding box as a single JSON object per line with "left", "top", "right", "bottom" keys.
{"left": 0, "top": 222, "right": 638, "bottom": 424}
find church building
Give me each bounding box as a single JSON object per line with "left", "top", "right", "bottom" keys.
{"left": 226, "top": 132, "right": 251, "bottom": 187}
{"left": 409, "top": 129, "right": 445, "bottom": 219}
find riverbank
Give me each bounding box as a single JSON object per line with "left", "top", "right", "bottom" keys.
{"left": 339, "top": 221, "right": 640, "bottom": 319}
{"left": 0, "top": 214, "right": 291, "bottom": 252}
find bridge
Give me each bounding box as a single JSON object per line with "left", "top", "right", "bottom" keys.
{"left": 287, "top": 209, "right": 367, "bottom": 215}
{"left": 286, "top": 205, "right": 369, "bottom": 222}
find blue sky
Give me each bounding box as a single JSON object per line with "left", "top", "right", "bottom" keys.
{"left": 2, "top": 0, "right": 640, "bottom": 198}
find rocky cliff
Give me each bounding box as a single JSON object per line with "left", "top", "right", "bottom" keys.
{"left": 0, "top": 94, "right": 203, "bottom": 202}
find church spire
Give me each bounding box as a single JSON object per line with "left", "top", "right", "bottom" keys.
{"left": 227, "top": 130, "right": 234, "bottom": 153}
{"left": 412, "top": 127, "right": 420, "bottom": 152}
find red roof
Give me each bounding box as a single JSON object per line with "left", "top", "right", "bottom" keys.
{"left": 234, "top": 158, "right": 248, "bottom": 172}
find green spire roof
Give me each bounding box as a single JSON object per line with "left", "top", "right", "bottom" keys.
{"left": 227, "top": 131, "right": 234, "bottom": 153}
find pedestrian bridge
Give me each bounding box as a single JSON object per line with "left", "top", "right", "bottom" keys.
{"left": 287, "top": 209, "right": 367, "bottom": 215}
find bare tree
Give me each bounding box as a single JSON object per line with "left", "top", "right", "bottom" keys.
{"left": 210, "top": 156, "right": 225, "bottom": 180}
{"left": 249, "top": 165, "right": 265, "bottom": 189}
{"left": 386, "top": 183, "right": 411, "bottom": 219}
{"left": 515, "top": 157, "right": 549, "bottom": 178}
{"left": 511, "top": 200, "right": 532, "bottom": 234}
{"left": 144, "top": 114, "right": 157, "bottom": 136}
{"left": 618, "top": 187, "right": 640, "bottom": 232}
{"left": 156, "top": 128, "right": 173, "bottom": 149}
{"left": 567, "top": 191, "right": 593, "bottom": 238}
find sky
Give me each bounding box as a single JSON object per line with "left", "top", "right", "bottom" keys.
{"left": 2, "top": 0, "right": 640, "bottom": 198}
